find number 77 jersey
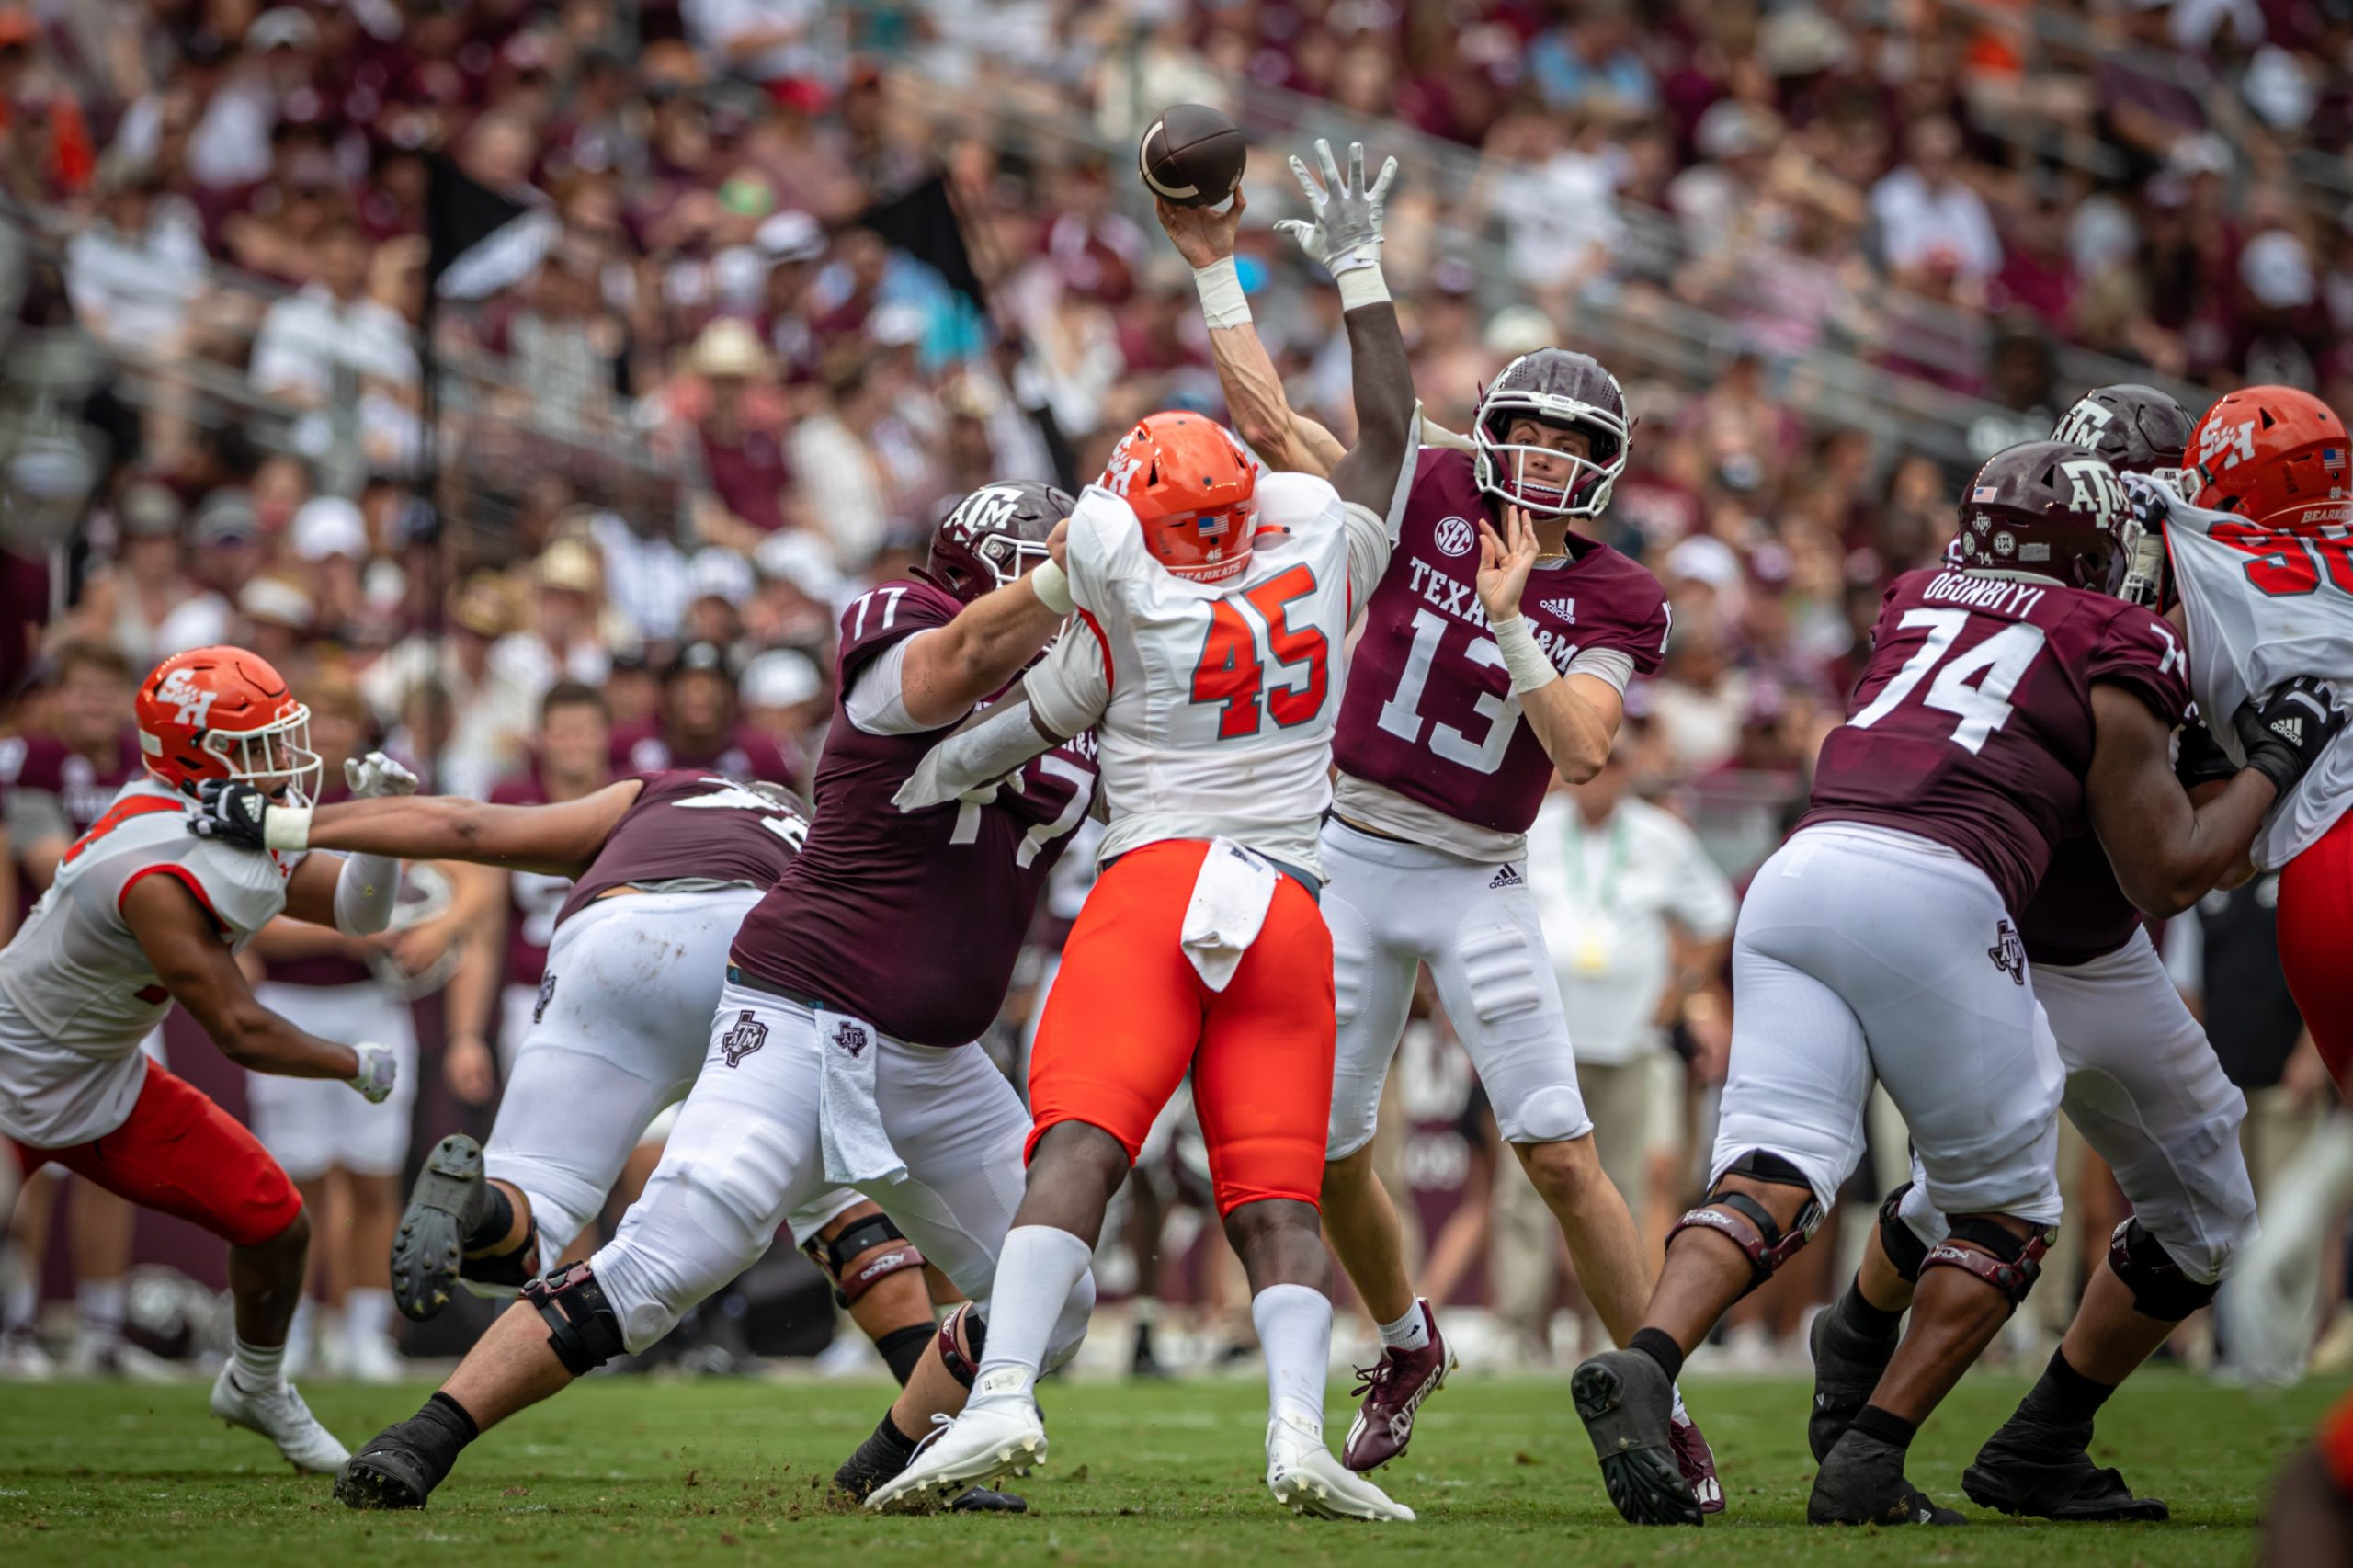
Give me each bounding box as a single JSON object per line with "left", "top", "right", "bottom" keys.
{"left": 1801, "top": 565, "right": 2193, "bottom": 915}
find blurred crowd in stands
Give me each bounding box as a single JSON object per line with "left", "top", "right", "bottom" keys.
{"left": 0, "top": 0, "right": 2346, "bottom": 1379}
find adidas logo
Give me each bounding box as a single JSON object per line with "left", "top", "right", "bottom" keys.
{"left": 1489, "top": 863, "right": 1523, "bottom": 888}
{"left": 2273, "top": 715, "right": 2304, "bottom": 745}
{"left": 1540, "top": 597, "right": 1576, "bottom": 622}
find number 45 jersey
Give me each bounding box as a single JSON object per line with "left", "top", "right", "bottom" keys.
{"left": 2165, "top": 494, "right": 2353, "bottom": 870}
{"left": 1802, "top": 566, "right": 2192, "bottom": 915}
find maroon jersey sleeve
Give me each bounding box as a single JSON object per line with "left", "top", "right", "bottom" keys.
{"left": 554, "top": 770, "right": 805, "bottom": 926}
{"left": 2084, "top": 603, "right": 2193, "bottom": 728}
{"left": 835, "top": 579, "right": 960, "bottom": 700}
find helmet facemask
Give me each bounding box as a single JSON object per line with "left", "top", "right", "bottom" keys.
{"left": 205, "top": 705, "right": 323, "bottom": 807}
{"left": 1472, "top": 392, "right": 1628, "bottom": 519}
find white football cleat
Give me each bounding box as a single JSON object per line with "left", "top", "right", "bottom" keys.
{"left": 0, "top": 1329, "right": 57, "bottom": 1381}
{"left": 1267, "top": 1414, "right": 1415, "bottom": 1521}
{"left": 210, "top": 1364, "right": 351, "bottom": 1472}
{"left": 341, "top": 1333, "right": 404, "bottom": 1386}
{"left": 864, "top": 1399, "right": 1048, "bottom": 1513}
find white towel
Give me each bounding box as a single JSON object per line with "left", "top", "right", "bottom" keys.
{"left": 814, "top": 1006, "right": 907, "bottom": 1187}
{"left": 1180, "top": 838, "right": 1280, "bottom": 992}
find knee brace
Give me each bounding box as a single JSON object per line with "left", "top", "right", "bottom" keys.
{"left": 1668, "top": 1150, "right": 1823, "bottom": 1298}
{"left": 1877, "top": 1183, "right": 1931, "bottom": 1284}
{"left": 937, "top": 1301, "right": 986, "bottom": 1389}
{"left": 522, "top": 1262, "right": 629, "bottom": 1374}
{"left": 2106, "top": 1219, "right": 2220, "bottom": 1321}
{"left": 801, "top": 1212, "right": 927, "bottom": 1309}
{"left": 1919, "top": 1216, "right": 2052, "bottom": 1307}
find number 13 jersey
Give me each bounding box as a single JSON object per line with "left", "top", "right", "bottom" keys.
{"left": 1026, "top": 474, "right": 1390, "bottom": 876}
{"left": 1802, "top": 566, "right": 2193, "bottom": 915}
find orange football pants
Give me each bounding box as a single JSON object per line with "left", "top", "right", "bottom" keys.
{"left": 1028, "top": 838, "right": 1335, "bottom": 1216}
{"left": 2279, "top": 810, "right": 2353, "bottom": 1098}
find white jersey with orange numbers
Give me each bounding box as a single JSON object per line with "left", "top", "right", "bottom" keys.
{"left": 2165, "top": 494, "right": 2353, "bottom": 869}
{"left": 1027, "top": 473, "right": 1392, "bottom": 874}
{"left": 0, "top": 778, "right": 299, "bottom": 1146}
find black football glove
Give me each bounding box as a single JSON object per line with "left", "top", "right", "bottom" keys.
{"left": 2174, "top": 719, "right": 2239, "bottom": 791}
{"left": 2233, "top": 676, "right": 2348, "bottom": 799}
{"left": 187, "top": 777, "right": 273, "bottom": 850}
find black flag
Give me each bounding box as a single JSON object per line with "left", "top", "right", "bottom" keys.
{"left": 857, "top": 175, "right": 986, "bottom": 309}
{"left": 425, "top": 153, "right": 534, "bottom": 290}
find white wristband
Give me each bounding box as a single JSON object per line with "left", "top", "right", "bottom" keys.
{"left": 1336, "top": 259, "right": 1391, "bottom": 311}
{"left": 1029, "top": 559, "right": 1074, "bottom": 616}
{"left": 1491, "top": 615, "right": 1559, "bottom": 695}
{"left": 263, "top": 803, "right": 313, "bottom": 853}
{"left": 1191, "top": 256, "right": 1251, "bottom": 330}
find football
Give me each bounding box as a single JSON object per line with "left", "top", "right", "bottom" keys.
{"left": 1138, "top": 103, "right": 1247, "bottom": 209}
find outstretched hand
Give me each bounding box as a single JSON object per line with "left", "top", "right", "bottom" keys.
{"left": 1272, "top": 138, "right": 1398, "bottom": 276}
{"left": 1155, "top": 190, "right": 1245, "bottom": 269}
{"left": 1476, "top": 505, "right": 1540, "bottom": 624}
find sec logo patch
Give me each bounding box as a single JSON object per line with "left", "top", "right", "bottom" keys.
{"left": 1434, "top": 516, "right": 1476, "bottom": 557}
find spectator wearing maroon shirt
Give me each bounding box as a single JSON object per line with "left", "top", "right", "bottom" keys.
{"left": 681, "top": 316, "right": 792, "bottom": 542}
{"left": 610, "top": 640, "right": 804, "bottom": 792}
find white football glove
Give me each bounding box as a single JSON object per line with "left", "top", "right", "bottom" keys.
{"left": 1273, "top": 138, "right": 1398, "bottom": 277}
{"left": 345, "top": 751, "right": 420, "bottom": 800}
{"left": 348, "top": 1041, "right": 398, "bottom": 1104}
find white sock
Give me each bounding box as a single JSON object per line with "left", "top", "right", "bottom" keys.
{"left": 345, "top": 1288, "right": 394, "bottom": 1346}
{"left": 1377, "top": 1301, "right": 1429, "bottom": 1353}
{"left": 231, "top": 1333, "right": 287, "bottom": 1393}
{"left": 1254, "top": 1283, "right": 1334, "bottom": 1437}
{"left": 970, "top": 1225, "right": 1092, "bottom": 1408}
{"left": 3, "top": 1276, "right": 37, "bottom": 1335}
{"left": 76, "top": 1279, "right": 127, "bottom": 1343}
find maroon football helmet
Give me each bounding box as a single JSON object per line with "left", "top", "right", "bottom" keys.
{"left": 2050, "top": 383, "right": 2193, "bottom": 478}
{"left": 1947, "top": 439, "right": 2130, "bottom": 592}
{"left": 1472, "top": 348, "right": 1631, "bottom": 519}
{"left": 920, "top": 481, "right": 1077, "bottom": 605}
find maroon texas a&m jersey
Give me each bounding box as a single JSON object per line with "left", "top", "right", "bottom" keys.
{"left": 731, "top": 578, "right": 1098, "bottom": 1047}
{"left": 554, "top": 769, "right": 805, "bottom": 927}
{"left": 490, "top": 771, "right": 571, "bottom": 990}
{"left": 1801, "top": 566, "right": 2194, "bottom": 915}
{"left": 1333, "top": 448, "right": 1670, "bottom": 835}
{"left": 2016, "top": 832, "right": 2142, "bottom": 967}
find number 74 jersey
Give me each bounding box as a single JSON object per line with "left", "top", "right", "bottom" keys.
{"left": 1801, "top": 565, "right": 2193, "bottom": 915}
{"left": 1029, "top": 473, "right": 1392, "bottom": 875}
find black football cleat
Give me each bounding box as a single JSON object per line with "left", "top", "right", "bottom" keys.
{"left": 1961, "top": 1416, "right": 2168, "bottom": 1521}
{"left": 1807, "top": 1303, "right": 1898, "bottom": 1462}
{"left": 832, "top": 1420, "right": 1027, "bottom": 1513}
{"left": 391, "top": 1135, "right": 494, "bottom": 1324}
{"left": 1808, "top": 1430, "right": 1965, "bottom": 1526}
{"left": 1572, "top": 1349, "right": 1703, "bottom": 1526}
{"left": 336, "top": 1428, "right": 443, "bottom": 1510}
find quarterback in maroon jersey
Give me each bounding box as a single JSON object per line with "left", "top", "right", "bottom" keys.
{"left": 1814, "top": 384, "right": 2265, "bottom": 1524}
{"left": 198, "top": 481, "right": 1102, "bottom": 1513}
{"left": 1569, "top": 440, "right": 2342, "bottom": 1528}
{"left": 1164, "top": 195, "right": 1711, "bottom": 1494}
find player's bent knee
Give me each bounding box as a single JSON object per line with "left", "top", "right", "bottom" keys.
{"left": 1503, "top": 1086, "right": 1590, "bottom": 1149}
{"left": 1518, "top": 1131, "right": 1603, "bottom": 1196}
{"left": 522, "top": 1261, "right": 629, "bottom": 1374}
{"left": 1920, "top": 1214, "right": 2053, "bottom": 1308}
{"left": 1877, "top": 1183, "right": 1933, "bottom": 1283}
{"left": 1668, "top": 1150, "right": 1824, "bottom": 1299}
{"left": 2107, "top": 1219, "right": 2222, "bottom": 1320}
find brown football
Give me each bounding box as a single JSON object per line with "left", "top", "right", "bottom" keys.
{"left": 1138, "top": 103, "right": 1247, "bottom": 210}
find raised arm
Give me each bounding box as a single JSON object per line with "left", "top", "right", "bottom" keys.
{"left": 1159, "top": 194, "right": 1346, "bottom": 476}
{"left": 2086, "top": 679, "right": 2343, "bottom": 917}
{"left": 1272, "top": 141, "right": 1419, "bottom": 526}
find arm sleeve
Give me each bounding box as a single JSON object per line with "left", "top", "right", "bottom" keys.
{"left": 842, "top": 635, "right": 941, "bottom": 737}
{"left": 334, "top": 851, "right": 404, "bottom": 937}
{"left": 4, "top": 788, "right": 70, "bottom": 847}
{"left": 1564, "top": 646, "right": 1636, "bottom": 695}
{"left": 891, "top": 697, "right": 1062, "bottom": 812}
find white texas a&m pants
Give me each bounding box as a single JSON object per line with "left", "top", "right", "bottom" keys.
{"left": 483, "top": 889, "right": 858, "bottom": 1274}
{"left": 1711, "top": 824, "right": 2065, "bottom": 1225}
{"left": 1323, "top": 819, "right": 1592, "bottom": 1158}
{"left": 1898, "top": 931, "right": 2257, "bottom": 1283}
{"left": 588, "top": 979, "right": 1096, "bottom": 1357}
{"left": 247, "top": 983, "right": 419, "bottom": 1181}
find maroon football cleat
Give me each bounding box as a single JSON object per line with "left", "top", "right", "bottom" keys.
{"left": 1671, "top": 1408, "right": 1725, "bottom": 1516}
{"left": 1341, "top": 1301, "right": 1456, "bottom": 1472}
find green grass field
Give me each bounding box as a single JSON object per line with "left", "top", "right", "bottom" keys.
{"left": 0, "top": 1369, "right": 2332, "bottom": 1566}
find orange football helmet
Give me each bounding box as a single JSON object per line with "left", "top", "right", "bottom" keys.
{"left": 1100, "top": 412, "right": 1259, "bottom": 585}
{"left": 136, "top": 645, "right": 320, "bottom": 804}
{"left": 2185, "top": 385, "right": 2350, "bottom": 529}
